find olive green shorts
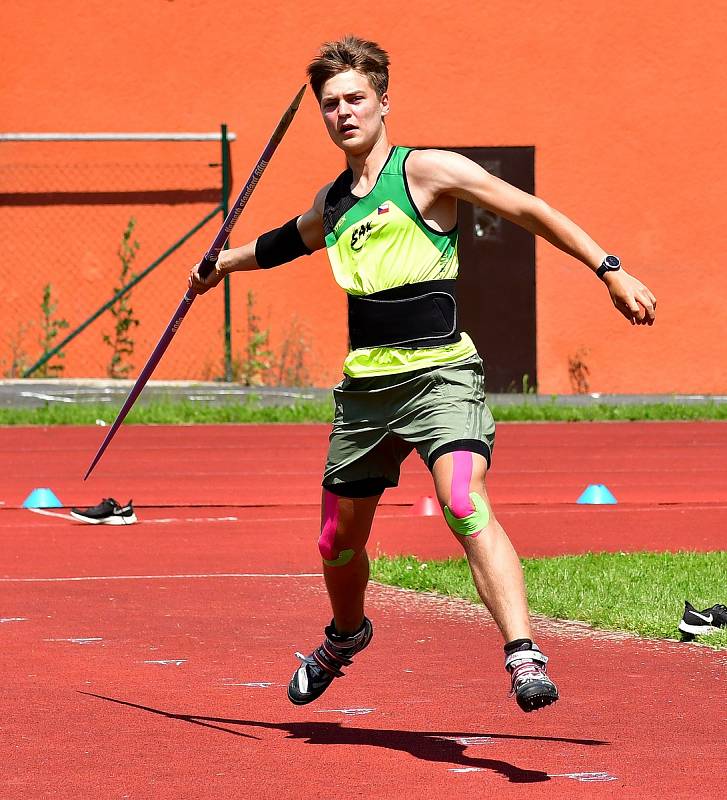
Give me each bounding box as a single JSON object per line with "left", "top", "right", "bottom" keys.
{"left": 322, "top": 356, "right": 496, "bottom": 497}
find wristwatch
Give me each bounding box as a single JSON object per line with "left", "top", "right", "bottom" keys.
{"left": 596, "top": 255, "right": 621, "bottom": 279}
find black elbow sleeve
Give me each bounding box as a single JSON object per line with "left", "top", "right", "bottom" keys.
{"left": 255, "top": 217, "right": 313, "bottom": 269}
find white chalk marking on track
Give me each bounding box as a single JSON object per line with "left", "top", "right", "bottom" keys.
{"left": 225, "top": 682, "right": 272, "bottom": 688}
{"left": 449, "top": 768, "right": 484, "bottom": 773}
{"left": 45, "top": 637, "right": 103, "bottom": 644}
{"left": 0, "top": 573, "right": 323, "bottom": 583}
{"left": 442, "top": 736, "right": 494, "bottom": 747}
{"left": 1, "top": 617, "right": 28, "bottom": 623}
{"left": 314, "top": 708, "right": 375, "bottom": 716}
{"left": 548, "top": 772, "right": 618, "bottom": 782}
{"left": 145, "top": 659, "right": 186, "bottom": 666}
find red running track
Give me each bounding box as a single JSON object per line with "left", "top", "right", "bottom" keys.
{"left": 1, "top": 421, "right": 726, "bottom": 798}
{"left": 2, "top": 420, "right": 727, "bottom": 509}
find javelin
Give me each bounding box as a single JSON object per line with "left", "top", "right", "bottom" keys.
{"left": 84, "top": 85, "right": 307, "bottom": 480}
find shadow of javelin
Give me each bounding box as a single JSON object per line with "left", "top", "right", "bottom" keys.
{"left": 81, "top": 692, "right": 609, "bottom": 784}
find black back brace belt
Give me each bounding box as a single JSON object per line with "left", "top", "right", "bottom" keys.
{"left": 347, "top": 279, "right": 461, "bottom": 350}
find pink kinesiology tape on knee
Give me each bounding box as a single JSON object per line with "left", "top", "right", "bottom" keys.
{"left": 449, "top": 451, "right": 475, "bottom": 517}
{"left": 318, "top": 491, "right": 356, "bottom": 566}
{"left": 318, "top": 490, "right": 339, "bottom": 562}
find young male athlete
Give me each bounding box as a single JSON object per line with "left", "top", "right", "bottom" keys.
{"left": 190, "top": 36, "right": 656, "bottom": 713}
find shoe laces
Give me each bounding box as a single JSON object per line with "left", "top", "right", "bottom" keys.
{"left": 506, "top": 648, "right": 553, "bottom": 696}
{"left": 508, "top": 660, "right": 552, "bottom": 695}
{"left": 295, "top": 639, "right": 353, "bottom": 680}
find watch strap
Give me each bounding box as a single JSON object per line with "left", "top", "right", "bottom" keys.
{"left": 596, "top": 255, "right": 621, "bottom": 279}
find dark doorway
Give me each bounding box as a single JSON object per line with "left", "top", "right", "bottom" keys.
{"left": 445, "top": 147, "right": 536, "bottom": 392}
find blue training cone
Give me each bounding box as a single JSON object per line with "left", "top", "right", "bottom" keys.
{"left": 576, "top": 484, "right": 617, "bottom": 504}
{"left": 22, "top": 487, "right": 63, "bottom": 509}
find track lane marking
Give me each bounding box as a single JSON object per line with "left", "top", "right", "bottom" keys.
{"left": 27, "top": 508, "right": 76, "bottom": 521}
{"left": 0, "top": 572, "right": 323, "bottom": 583}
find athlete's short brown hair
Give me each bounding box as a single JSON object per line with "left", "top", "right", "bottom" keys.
{"left": 307, "top": 35, "right": 390, "bottom": 101}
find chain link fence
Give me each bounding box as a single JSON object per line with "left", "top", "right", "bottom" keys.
{"left": 0, "top": 133, "right": 235, "bottom": 381}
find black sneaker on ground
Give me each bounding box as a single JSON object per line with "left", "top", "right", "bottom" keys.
{"left": 678, "top": 600, "right": 727, "bottom": 637}
{"left": 705, "top": 604, "right": 727, "bottom": 628}
{"left": 70, "top": 498, "right": 137, "bottom": 525}
{"left": 288, "top": 617, "right": 373, "bottom": 706}
{"left": 505, "top": 643, "right": 559, "bottom": 713}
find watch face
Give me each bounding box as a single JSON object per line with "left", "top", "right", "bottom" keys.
{"left": 604, "top": 255, "right": 621, "bottom": 268}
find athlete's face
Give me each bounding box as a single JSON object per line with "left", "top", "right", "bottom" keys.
{"left": 319, "top": 69, "right": 389, "bottom": 155}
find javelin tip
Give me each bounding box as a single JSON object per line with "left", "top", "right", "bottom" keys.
{"left": 288, "top": 85, "right": 307, "bottom": 115}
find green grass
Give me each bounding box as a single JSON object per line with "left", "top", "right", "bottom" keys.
{"left": 371, "top": 551, "right": 727, "bottom": 649}
{"left": 490, "top": 400, "right": 727, "bottom": 421}
{"left": 1, "top": 398, "right": 726, "bottom": 426}
{"left": 0, "top": 398, "right": 334, "bottom": 426}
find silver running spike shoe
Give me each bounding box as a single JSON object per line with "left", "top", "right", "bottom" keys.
{"left": 506, "top": 644, "right": 559, "bottom": 712}
{"left": 288, "top": 617, "right": 373, "bottom": 705}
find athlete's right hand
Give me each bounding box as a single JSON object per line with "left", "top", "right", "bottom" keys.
{"left": 188, "top": 252, "right": 230, "bottom": 295}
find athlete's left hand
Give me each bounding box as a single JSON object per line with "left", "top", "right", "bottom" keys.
{"left": 602, "top": 269, "right": 657, "bottom": 325}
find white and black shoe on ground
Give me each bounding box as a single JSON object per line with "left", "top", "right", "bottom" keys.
{"left": 505, "top": 641, "right": 559, "bottom": 712}
{"left": 678, "top": 600, "right": 727, "bottom": 638}
{"left": 288, "top": 617, "right": 373, "bottom": 705}
{"left": 70, "top": 498, "right": 137, "bottom": 525}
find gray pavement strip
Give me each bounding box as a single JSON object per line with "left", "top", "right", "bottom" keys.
{"left": 0, "top": 380, "right": 329, "bottom": 409}
{"left": 0, "top": 379, "right": 725, "bottom": 409}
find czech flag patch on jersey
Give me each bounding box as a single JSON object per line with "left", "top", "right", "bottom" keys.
{"left": 377, "top": 203, "right": 390, "bottom": 215}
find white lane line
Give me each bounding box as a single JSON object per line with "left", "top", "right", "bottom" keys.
{"left": 143, "top": 515, "right": 318, "bottom": 524}
{"left": 0, "top": 573, "right": 323, "bottom": 583}
{"left": 27, "top": 510, "right": 241, "bottom": 525}
{"left": 24, "top": 511, "right": 309, "bottom": 525}
{"left": 1, "top": 617, "right": 28, "bottom": 623}
{"left": 144, "top": 659, "right": 186, "bottom": 666}
{"left": 146, "top": 516, "right": 239, "bottom": 524}
{"left": 27, "top": 508, "right": 76, "bottom": 521}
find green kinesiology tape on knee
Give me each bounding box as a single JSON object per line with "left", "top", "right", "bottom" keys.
{"left": 444, "top": 492, "right": 490, "bottom": 536}
{"left": 323, "top": 549, "right": 355, "bottom": 567}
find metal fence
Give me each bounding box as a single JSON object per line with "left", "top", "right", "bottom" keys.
{"left": 0, "top": 130, "right": 237, "bottom": 381}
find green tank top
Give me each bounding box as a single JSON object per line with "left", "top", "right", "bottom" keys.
{"left": 323, "top": 145, "right": 478, "bottom": 377}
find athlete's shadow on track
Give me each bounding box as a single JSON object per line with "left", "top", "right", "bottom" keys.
{"left": 82, "top": 692, "right": 608, "bottom": 784}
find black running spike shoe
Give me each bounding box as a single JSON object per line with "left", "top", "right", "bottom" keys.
{"left": 679, "top": 600, "right": 727, "bottom": 637}
{"left": 287, "top": 617, "right": 373, "bottom": 706}
{"left": 505, "top": 643, "right": 559, "bottom": 712}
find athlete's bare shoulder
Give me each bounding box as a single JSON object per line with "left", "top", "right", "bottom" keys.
{"left": 406, "top": 148, "right": 480, "bottom": 193}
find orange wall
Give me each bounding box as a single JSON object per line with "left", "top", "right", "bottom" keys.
{"left": 3, "top": 0, "right": 726, "bottom": 392}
